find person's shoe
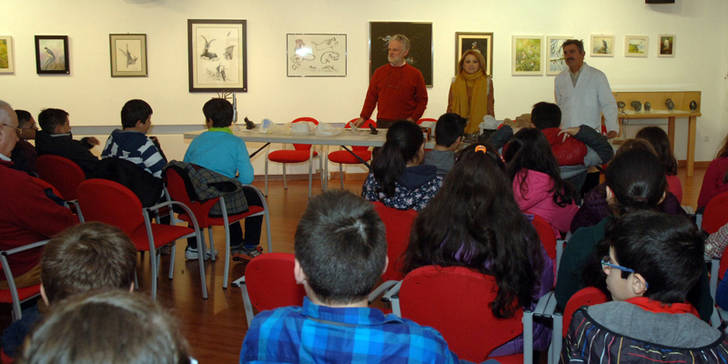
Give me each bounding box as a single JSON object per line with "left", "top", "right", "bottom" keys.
{"left": 232, "top": 246, "right": 263, "bottom": 261}
{"left": 185, "top": 248, "right": 217, "bottom": 261}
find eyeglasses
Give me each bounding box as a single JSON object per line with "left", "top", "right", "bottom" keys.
{"left": 601, "top": 255, "right": 649, "bottom": 289}
{"left": 0, "top": 123, "right": 21, "bottom": 138}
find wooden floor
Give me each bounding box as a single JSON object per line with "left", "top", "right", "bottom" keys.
{"left": 0, "top": 167, "right": 708, "bottom": 363}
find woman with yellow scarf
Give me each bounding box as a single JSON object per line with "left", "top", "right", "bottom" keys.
{"left": 447, "top": 49, "right": 495, "bottom": 135}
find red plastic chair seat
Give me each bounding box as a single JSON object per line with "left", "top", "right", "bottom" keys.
{"left": 0, "top": 284, "right": 41, "bottom": 304}
{"left": 327, "top": 150, "right": 372, "bottom": 164}
{"left": 531, "top": 214, "right": 557, "bottom": 261}
{"left": 177, "top": 206, "right": 264, "bottom": 227}
{"left": 245, "top": 253, "right": 306, "bottom": 313}
{"left": 268, "top": 150, "right": 318, "bottom": 163}
{"left": 128, "top": 224, "right": 195, "bottom": 252}
{"left": 36, "top": 155, "right": 85, "bottom": 200}
{"left": 562, "top": 286, "right": 608, "bottom": 337}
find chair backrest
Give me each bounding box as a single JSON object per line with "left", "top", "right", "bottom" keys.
{"left": 702, "top": 191, "right": 728, "bottom": 234}
{"left": 77, "top": 179, "right": 145, "bottom": 248}
{"left": 399, "top": 265, "right": 524, "bottom": 362}
{"left": 346, "top": 118, "right": 376, "bottom": 152}
{"left": 562, "top": 286, "right": 608, "bottom": 337}
{"left": 31, "top": 177, "right": 64, "bottom": 201}
{"left": 36, "top": 154, "right": 85, "bottom": 200}
{"left": 291, "top": 117, "right": 319, "bottom": 151}
{"left": 531, "top": 214, "right": 557, "bottom": 261}
{"left": 372, "top": 202, "right": 417, "bottom": 282}
{"left": 245, "top": 253, "right": 305, "bottom": 312}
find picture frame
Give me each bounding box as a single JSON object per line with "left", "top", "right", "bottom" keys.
{"left": 546, "top": 36, "right": 572, "bottom": 76}
{"left": 286, "top": 33, "right": 347, "bottom": 77}
{"left": 511, "top": 35, "right": 543, "bottom": 76}
{"left": 370, "top": 22, "right": 433, "bottom": 86}
{"left": 590, "top": 34, "right": 614, "bottom": 57}
{"left": 0, "top": 36, "right": 14, "bottom": 74}
{"left": 454, "top": 32, "right": 493, "bottom": 76}
{"left": 109, "top": 34, "right": 148, "bottom": 77}
{"left": 625, "top": 35, "right": 649, "bottom": 57}
{"left": 35, "top": 35, "right": 69, "bottom": 74}
{"left": 657, "top": 34, "right": 675, "bottom": 57}
{"left": 187, "top": 19, "right": 247, "bottom": 92}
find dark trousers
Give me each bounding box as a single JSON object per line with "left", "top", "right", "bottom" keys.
{"left": 187, "top": 187, "right": 263, "bottom": 249}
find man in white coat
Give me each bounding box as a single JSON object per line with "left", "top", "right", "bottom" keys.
{"left": 555, "top": 39, "right": 619, "bottom": 139}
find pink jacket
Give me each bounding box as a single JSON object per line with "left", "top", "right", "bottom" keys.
{"left": 512, "top": 169, "right": 578, "bottom": 233}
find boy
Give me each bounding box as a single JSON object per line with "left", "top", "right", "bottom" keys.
{"left": 183, "top": 98, "right": 261, "bottom": 260}
{"left": 424, "top": 113, "right": 466, "bottom": 176}
{"left": 562, "top": 211, "right": 727, "bottom": 362}
{"left": 101, "top": 99, "right": 167, "bottom": 179}
{"left": 1, "top": 222, "right": 137, "bottom": 359}
{"left": 10, "top": 109, "right": 38, "bottom": 175}
{"left": 240, "top": 190, "right": 459, "bottom": 363}
{"left": 35, "top": 108, "right": 99, "bottom": 175}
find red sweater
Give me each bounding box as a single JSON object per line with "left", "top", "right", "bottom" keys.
{"left": 541, "top": 128, "right": 587, "bottom": 166}
{"left": 0, "top": 160, "right": 78, "bottom": 278}
{"left": 698, "top": 157, "right": 728, "bottom": 210}
{"left": 360, "top": 63, "right": 428, "bottom": 121}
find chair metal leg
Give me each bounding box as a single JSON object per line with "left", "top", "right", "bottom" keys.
{"left": 150, "top": 249, "right": 158, "bottom": 300}
{"left": 339, "top": 163, "right": 344, "bottom": 189}
{"left": 197, "top": 232, "right": 208, "bottom": 300}
{"left": 134, "top": 270, "right": 139, "bottom": 291}
{"left": 207, "top": 228, "right": 216, "bottom": 262}
{"left": 307, "top": 149, "right": 313, "bottom": 198}
{"left": 240, "top": 277, "right": 254, "bottom": 328}
{"left": 219, "top": 197, "right": 232, "bottom": 289}
{"left": 283, "top": 164, "right": 287, "bottom": 190}
{"left": 168, "top": 242, "right": 175, "bottom": 280}
{"left": 320, "top": 146, "right": 326, "bottom": 191}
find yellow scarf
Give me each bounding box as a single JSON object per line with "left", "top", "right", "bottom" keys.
{"left": 451, "top": 72, "right": 488, "bottom": 134}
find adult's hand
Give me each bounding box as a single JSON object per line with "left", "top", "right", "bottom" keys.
{"left": 352, "top": 117, "right": 365, "bottom": 127}
{"left": 82, "top": 136, "right": 100, "bottom": 146}
{"left": 606, "top": 130, "right": 618, "bottom": 139}
{"left": 558, "top": 127, "right": 580, "bottom": 142}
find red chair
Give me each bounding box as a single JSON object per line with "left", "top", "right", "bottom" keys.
{"left": 235, "top": 253, "right": 306, "bottom": 327}
{"left": 164, "top": 167, "right": 272, "bottom": 289}
{"left": 531, "top": 215, "right": 557, "bottom": 261}
{"left": 399, "top": 266, "right": 528, "bottom": 364}
{"left": 702, "top": 191, "right": 728, "bottom": 234}
{"left": 327, "top": 119, "right": 376, "bottom": 189}
{"left": 417, "top": 118, "right": 437, "bottom": 151}
{"left": 0, "top": 240, "right": 48, "bottom": 321}
{"left": 367, "top": 202, "right": 418, "bottom": 303}
{"left": 36, "top": 155, "right": 85, "bottom": 201}
{"left": 562, "top": 286, "right": 608, "bottom": 337}
{"left": 77, "top": 179, "right": 206, "bottom": 299}
{"left": 265, "top": 117, "right": 322, "bottom": 198}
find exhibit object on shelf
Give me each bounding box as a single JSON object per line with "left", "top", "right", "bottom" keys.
{"left": 625, "top": 35, "right": 648, "bottom": 57}
{"left": 658, "top": 34, "right": 675, "bottom": 57}
{"left": 665, "top": 98, "right": 674, "bottom": 110}
{"left": 590, "top": 34, "right": 614, "bottom": 57}
{"left": 370, "top": 21, "right": 433, "bottom": 86}
{"left": 644, "top": 101, "right": 651, "bottom": 111}
{"left": 286, "top": 33, "right": 346, "bottom": 77}
{"left": 617, "top": 101, "right": 625, "bottom": 112}
{"left": 455, "top": 32, "right": 493, "bottom": 76}
{"left": 109, "top": 34, "right": 147, "bottom": 77}
{"left": 0, "top": 36, "right": 14, "bottom": 74}
{"left": 546, "top": 35, "right": 571, "bottom": 76}
{"left": 511, "top": 35, "right": 543, "bottom": 76}
{"left": 689, "top": 100, "right": 698, "bottom": 111}
{"left": 630, "top": 101, "right": 642, "bottom": 112}
{"left": 35, "top": 35, "right": 69, "bottom": 74}
{"left": 187, "top": 19, "right": 247, "bottom": 92}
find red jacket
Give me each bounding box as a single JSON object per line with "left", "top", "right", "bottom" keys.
{"left": 360, "top": 63, "right": 428, "bottom": 121}
{"left": 541, "top": 128, "right": 587, "bottom": 166}
{"left": 0, "top": 160, "right": 78, "bottom": 278}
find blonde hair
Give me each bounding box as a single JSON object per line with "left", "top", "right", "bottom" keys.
{"left": 458, "top": 49, "right": 487, "bottom": 76}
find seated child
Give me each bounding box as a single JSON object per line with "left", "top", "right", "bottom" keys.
{"left": 1, "top": 222, "right": 137, "bottom": 359}
{"left": 562, "top": 210, "right": 727, "bottom": 362}
{"left": 35, "top": 108, "right": 99, "bottom": 175}
{"left": 16, "top": 290, "right": 190, "bottom": 363}
{"left": 183, "top": 98, "right": 262, "bottom": 260}
{"left": 636, "top": 126, "right": 682, "bottom": 203}
{"left": 101, "top": 99, "right": 167, "bottom": 179}
{"left": 240, "top": 190, "right": 459, "bottom": 363}
{"left": 10, "top": 109, "right": 38, "bottom": 176}
{"left": 423, "top": 113, "right": 466, "bottom": 176}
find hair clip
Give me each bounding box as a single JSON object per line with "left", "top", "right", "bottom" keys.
{"left": 474, "top": 145, "right": 487, "bottom": 154}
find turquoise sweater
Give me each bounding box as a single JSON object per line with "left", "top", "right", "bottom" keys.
{"left": 183, "top": 128, "right": 254, "bottom": 184}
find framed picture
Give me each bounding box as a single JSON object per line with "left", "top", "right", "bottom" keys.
{"left": 658, "top": 34, "right": 675, "bottom": 57}
{"left": 35, "top": 35, "right": 69, "bottom": 74}
{"left": 286, "top": 33, "right": 347, "bottom": 77}
{"left": 625, "top": 35, "right": 648, "bottom": 57}
{"left": 590, "top": 34, "right": 614, "bottom": 57}
{"left": 546, "top": 36, "right": 571, "bottom": 76}
{"left": 0, "top": 36, "right": 13, "bottom": 74}
{"left": 454, "top": 32, "right": 493, "bottom": 76}
{"left": 370, "top": 22, "right": 433, "bottom": 86}
{"left": 187, "top": 19, "right": 247, "bottom": 92}
{"left": 511, "top": 35, "right": 543, "bottom": 76}
{"left": 109, "top": 34, "right": 148, "bottom": 77}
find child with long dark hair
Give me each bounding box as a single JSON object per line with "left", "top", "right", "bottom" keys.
{"left": 636, "top": 126, "right": 681, "bottom": 203}
{"left": 362, "top": 121, "right": 442, "bottom": 211}
{"left": 403, "top": 144, "right": 552, "bottom": 356}
{"left": 697, "top": 133, "right": 728, "bottom": 211}
{"left": 503, "top": 128, "right": 578, "bottom": 234}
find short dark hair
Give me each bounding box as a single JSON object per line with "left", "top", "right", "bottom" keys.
{"left": 605, "top": 146, "right": 666, "bottom": 216}
{"left": 202, "top": 98, "right": 233, "bottom": 128}
{"left": 434, "top": 113, "right": 466, "bottom": 147}
{"left": 17, "top": 290, "right": 189, "bottom": 364}
{"left": 41, "top": 222, "right": 137, "bottom": 305}
{"left": 294, "top": 190, "right": 386, "bottom": 305}
{"left": 636, "top": 126, "right": 678, "bottom": 176}
{"left": 562, "top": 39, "right": 585, "bottom": 53}
{"left": 37, "top": 108, "right": 68, "bottom": 133}
{"left": 605, "top": 210, "right": 704, "bottom": 303}
{"left": 120, "top": 99, "right": 153, "bottom": 129}
{"left": 15, "top": 110, "right": 32, "bottom": 128}
{"left": 531, "top": 102, "right": 561, "bottom": 130}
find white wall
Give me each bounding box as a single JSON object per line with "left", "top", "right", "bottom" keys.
{"left": 2, "top": 0, "right": 727, "bottom": 166}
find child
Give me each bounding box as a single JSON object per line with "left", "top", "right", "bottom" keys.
{"left": 697, "top": 132, "right": 728, "bottom": 211}
{"left": 562, "top": 211, "right": 727, "bottom": 362}
{"left": 10, "top": 109, "right": 38, "bottom": 176}
{"left": 35, "top": 108, "right": 99, "bottom": 175}
{"left": 636, "top": 126, "right": 681, "bottom": 203}
{"left": 240, "top": 190, "right": 459, "bottom": 363}
{"left": 423, "top": 113, "right": 466, "bottom": 176}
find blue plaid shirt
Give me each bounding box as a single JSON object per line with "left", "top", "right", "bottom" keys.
{"left": 240, "top": 297, "right": 460, "bottom": 363}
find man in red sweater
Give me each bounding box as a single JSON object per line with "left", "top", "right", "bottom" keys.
{"left": 0, "top": 100, "right": 78, "bottom": 289}
{"left": 354, "top": 34, "right": 428, "bottom": 128}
